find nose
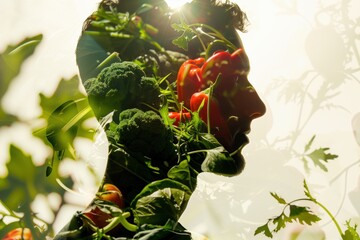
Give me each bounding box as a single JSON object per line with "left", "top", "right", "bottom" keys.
{"left": 247, "top": 89, "right": 266, "bottom": 120}
{"left": 226, "top": 83, "right": 266, "bottom": 121}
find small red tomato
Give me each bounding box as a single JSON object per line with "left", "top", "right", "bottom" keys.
{"left": 3, "top": 228, "right": 33, "bottom": 240}
{"left": 83, "top": 183, "right": 125, "bottom": 229}
{"left": 99, "top": 183, "right": 125, "bottom": 209}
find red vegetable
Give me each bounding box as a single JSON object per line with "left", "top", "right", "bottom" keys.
{"left": 176, "top": 57, "right": 205, "bottom": 107}
{"left": 168, "top": 111, "right": 191, "bottom": 126}
{"left": 99, "top": 183, "right": 125, "bottom": 209}
{"left": 176, "top": 48, "right": 252, "bottom": 148}
{"left": 83, "top": 183, "right": 125, "bottom": 229}
{"left": 176, "top": 48, "right": 249, "bottom": 108}
{"left": 190, "top": 91, "right": 231, "bottom": 143}
{"left": 3, "top": 228, "right": 32, "bottom": 240}
{"left": 201, "top": 48, "right": 249, "bottom": 93}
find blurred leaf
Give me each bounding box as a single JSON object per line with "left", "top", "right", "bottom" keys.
{"left": 302, "top": 135, "right": 338, "bottom": 172}
{"left": 171, "top": 23, "right": 196, "bottom": 51}
{"left": 0, "top": 35, "right": 42, "bottom": 127}
{"left": 46, "top": 100, "right": 79, "bottom": 151}
{"left": 35, "top": 76, "right": 95, "bottom": 151}
{"left": 0, "top": 34, "right": 42, "bottom": 99}
{"left": 0, "top": 145, "right": 74, "bottom": 211}
{"left": 0, "top": 109, "right": 18, "bottom": 127}
{"left": 38, "top": 76, "right": 86, "bottom": 119}
{"left": 304, "top": 135, "right": 316, "bottom": 152}
{"left": 306, "top": 147, "right": 338, "bottom": 172}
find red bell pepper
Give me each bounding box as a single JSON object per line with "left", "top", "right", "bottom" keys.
{"left": 168, "top": 111, "right": 191, "bottom": 126}
{"left": 176, "top": 48, "right": 249, "bottom": 108}
{"left": 176, "top": 57, "right": 205, "bottom": 107}
{"left": 201, "top": 48, "right": 249, "bottom": 93}
{"left": 189, "top": 91, "right": 231, "bottom": 145}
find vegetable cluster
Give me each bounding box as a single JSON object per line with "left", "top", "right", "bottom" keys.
{"left": 54, "top": 1, "right": 248, "bottom": 240}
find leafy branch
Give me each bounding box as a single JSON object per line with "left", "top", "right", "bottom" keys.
{"left": 255, "top": 180, "right": 360, "bottom": 239}
{"left": 172, "top": 21, "right": 238, "bottom": 56}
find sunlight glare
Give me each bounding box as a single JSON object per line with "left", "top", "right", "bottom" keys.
{"left": 165, "top": 0, "right": 191, "bottom": 9}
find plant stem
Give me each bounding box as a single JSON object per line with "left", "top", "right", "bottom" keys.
{"left": 314, "top": 200, "right": 344, "bottom": 237}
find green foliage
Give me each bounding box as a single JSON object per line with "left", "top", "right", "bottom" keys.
{"left": 255, "top": 180, "right": 360, "bottom": 239}
{"left": 167, "top": 160, "right": 198, "bottom": 191}
{"left": 255, "top": 181, "right": 321, "bottom": 238}
{"left": 171, "top": 22, "right": 197, "bottom": 51}
{"left": 34, "top": 76, "right": 95, "bottom": 175}
{"left": 0, "top": 34, "right": 42, "bottom": 99}
{"left": 0, "top": 35, "right": 42, "bottom": 127}
{"left": 76, "top": 4, "right": 164, "bottom": 81}
{"left": 0, "top": 35, "right": 96, "bottom": 239}
{"left": 131, "top": 179, "right": 192, "bottom": 226}
{"left": 133, "top": 219, "right": 191, "bottom": 240}
{"left": 343, "top": 221, "right": 360, "bottom": 240}
{"left": 0, "top": 145, "right": 74, "bottom": 238}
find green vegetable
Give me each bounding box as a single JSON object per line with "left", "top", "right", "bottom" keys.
{"left": 83, "top": 61, "right": 160, "bottom": 121}
{"left": 112, "top": 108, "right": 177, "bottom": 169}
{"left": 131, "top": 179, "right": 192, "bottom": 226}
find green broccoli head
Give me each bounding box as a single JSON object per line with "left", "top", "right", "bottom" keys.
{"left": 114, "top": 108, "right": 177, "bottom": 169}
{"left": 83, "top": 61, "right": 161, "bottom": 121}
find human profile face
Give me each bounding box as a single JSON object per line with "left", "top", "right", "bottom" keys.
{"left": 209, "top": 39, "right": 266, "bottom": 173}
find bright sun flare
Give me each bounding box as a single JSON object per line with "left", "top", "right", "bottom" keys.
{"left": 165, "top": 0, "right": 191, "bottom": 9}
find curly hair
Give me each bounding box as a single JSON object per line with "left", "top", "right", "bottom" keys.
{"left": 86, "top": 0, "right": 248, "bottom": 50}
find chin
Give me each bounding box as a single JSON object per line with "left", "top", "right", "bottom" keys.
{"left": 232, "top": 149, "right": 246, "bottom": 175}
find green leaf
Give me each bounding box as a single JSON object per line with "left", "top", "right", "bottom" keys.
{"left": 38, "top": 76, "right": 87, "bottom": 120}
{"left": 273, "top": 214, "right": 289, "bottom": 232}
{"left": 46, "top": 100, "right": 79, "bottom": 151}
{"left": 201, "top": 145, "right": 238, "bottom": 175}
{"left": 254, "top": 223, "right": 273, "bottom": 238}
{"left": 288, "top": 205, "right": 321, "bottom": 225}
{"left": 35, "top": 76, "right": 95, "bottom": 154}
{"left": 302, "top": 135, "right": 338, "bottom": 172}
{"left": 134, "top": 220, "right": 191, "bottom": 240}
{"left": 0, "top": 145, "right": 73, "bottom": 237}
{"left": 167, "top": 160, "right": 198, "bottom": 191}
{"left": 306, "top": 147, "right": 338, "bottom": 171}
{"left": 342, "top": 221, "right": 360, "bottom": 240}
{"left": 0, "top": 109, "right": 18, "bottom": 127}
{"left": 0, "top": 35, "right": 42, "bottom": 127}
{"left": 303, "top": 180, "right": 315, "bottom": 201}
{"left": 131, "top": 179, "right": 192, "bottom": 226}
{"left": 270, "top": 192, "right": 287, "bottom": 204}
{"left": 0, "top": 145, "right": 73, "bottom": 211}
{"left": 171, "top": 23, "right": 196, "bottom": 51}
{"left": 0, "top": 34, "right": 42, "bottom": 99}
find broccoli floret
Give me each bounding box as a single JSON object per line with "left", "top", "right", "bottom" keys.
{"left": 114, "top": 108, "right": 177, "bottom": 168}
{"left": 83, "top": 61, "right": 161, "bottom": 121}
